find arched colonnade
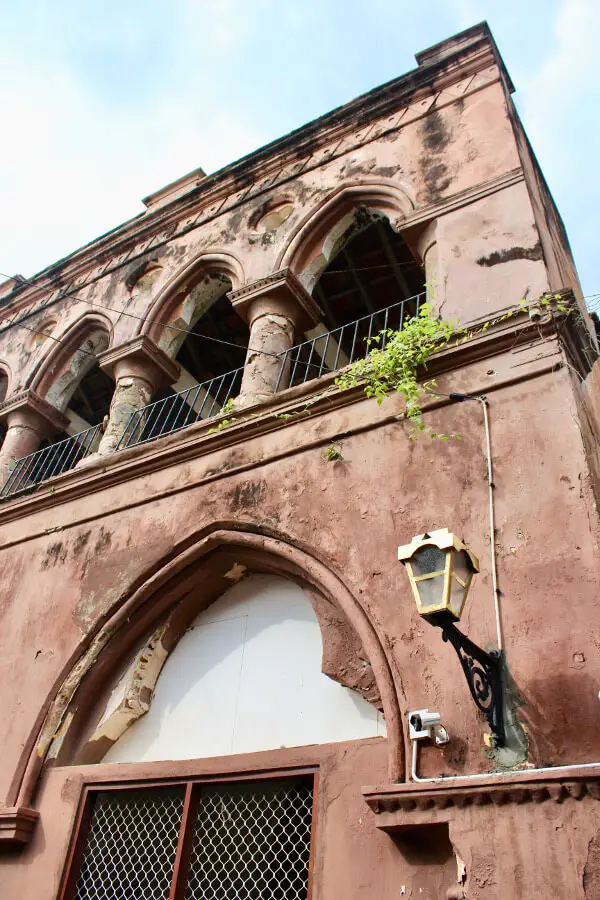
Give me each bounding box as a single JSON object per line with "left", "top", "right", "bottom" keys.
{"left": 0, "top": 182, "right": 433, "bottom": 486}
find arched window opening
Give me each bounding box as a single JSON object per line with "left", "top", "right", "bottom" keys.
{"left": 1, "top": 329, "right": 114, "bottom": 499}
{"left": 79, "top": 574, "right": 384, "bottom": 765}
{"left": 17, "top": 365, "right": 116, "bottom": 493}
{"left": 176, "top": 290, "right": 250, "bottom": 384}
{"left": 314, "top": 216, "right": 424, "bottom": 328}
{"left": 65, "top": 363, "right": 115, "bottom": 431}
{"left": 287, "top": 215, "right": 425, "bottom": 389}
{"left": 138, "top": 283, "right": 250, "bottom": 443}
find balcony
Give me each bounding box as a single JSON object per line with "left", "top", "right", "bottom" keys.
{"left": 0, "top": 424, "right": 102, "bottom": 500}
{"left": 0, "top": 294, "right": 422, "bottom": 500}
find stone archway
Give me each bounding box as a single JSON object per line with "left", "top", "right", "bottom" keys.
{"left": 29, "top": 313, "right": 113, "bottom": 414}
{"left": 12, "top": 528, "right": 404, "bottom": 811}
{"left": 278, "top": 180, "right": 416, "bottom": 293}
{"left": 140, "top": 251, "right": 245, "bottom": 359}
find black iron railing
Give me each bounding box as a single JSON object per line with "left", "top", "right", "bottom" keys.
{"left": 116, "top": 366, "right": 244, "bottom": 451}
{"left": 275, "top": 292, "right": 424, "bottom": 390}
{"left": 0, "top": 424, "right": 102, "bottom": 499}
{"left": 0, "top": 295, "right": 426, "bottom": 495}
{"left": 116, "top": 294, "right": 423, "bottom": 452}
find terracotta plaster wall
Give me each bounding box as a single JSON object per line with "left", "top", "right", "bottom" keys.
{"left": 448, "top": 796, "right": 600, "bottom": 898}
{"left": 434, "top": 180, "right": 548, "bottom": 321}
{"left": 505, "top": 94, "right": 584, "bottom": 306}
{"left": 0, "top": 353, "right": 599, "bottom": 802}
{"left": 0, "top": 357, "right": 598, "bottom": 896}
{"left": 8, "top": 741, "right": 600, "bottom": 900}
{"left": 573, "top": 359, "right": 600, "bottom": 516}
{"left": 0, "top": 741, "right": 404, "bottom": 900}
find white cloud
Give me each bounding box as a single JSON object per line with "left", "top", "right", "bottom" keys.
{"left": 518, "top": 0, "right": 600, "bottom": 294}
{"left": 520, "top": 0, "right": 600, "bottom": 174}
{"left": 0, "top": 3, "right": 265, "bottom": 279}
{"left": 1, "top": 0, "right": 597, "bottom": 299}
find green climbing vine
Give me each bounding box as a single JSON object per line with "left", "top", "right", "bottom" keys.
{"left": 335, "top": 293, "right": 574, "bottom": 439}
{"left": 207, "top": 398, "right": 237, "bottom": 433}
{"left": 335, "top": 302, "right": 458, "bottom": 437}
{"left": 201, "top": 293, "right": 580, "bottom": 443}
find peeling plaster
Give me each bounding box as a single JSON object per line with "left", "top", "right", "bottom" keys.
{"left": 224, "top": 563, "right": 247, "bottom": 582}
{"left": 81, "top": 622, "right": 171, "bottom": 760}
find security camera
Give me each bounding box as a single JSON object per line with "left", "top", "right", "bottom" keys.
{"left": 410, "top": 710, "right": 441, "bottom": 733}
{"left": 408, "top": 709, "right": 450, "bottom": 745}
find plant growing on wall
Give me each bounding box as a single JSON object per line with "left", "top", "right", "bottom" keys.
{"left": 207, "top": 398, "right": 237, "bottom": 433}
{"left": 321, "top": 442, "right": 344, "bottom": 462}
{"left": 335, "top": 294, "right": 575, "bottom": 439}
{"left": 335, "top": 302, "right": 458, "bottom": 437}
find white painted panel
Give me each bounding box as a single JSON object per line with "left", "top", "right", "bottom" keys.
{"left": 103, "top": 574, "right": 384, "bottom": 764}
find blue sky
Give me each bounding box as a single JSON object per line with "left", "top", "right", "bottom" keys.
{"left": 1, "top": 0, "right": 598, "bottom": 304}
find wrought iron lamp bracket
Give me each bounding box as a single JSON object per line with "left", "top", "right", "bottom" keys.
{"left": 432, "top": 616, "right": 505, "bottom": 747}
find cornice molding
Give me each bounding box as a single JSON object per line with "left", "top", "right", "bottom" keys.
{"left": 0, "top": 806, "right": 39, "bottom": 845}
{"left": 0, "top": 61, "right": 504, "bottom": 329}
{"left": 400, "top": 168, "right": 523, "bottom": 233}
{"left": 363, "top": 767, "right": 600, "bottom": 831}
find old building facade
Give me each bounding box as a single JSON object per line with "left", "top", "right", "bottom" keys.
{"left": 1, "top": 22, "right": 600, "bottom": 899}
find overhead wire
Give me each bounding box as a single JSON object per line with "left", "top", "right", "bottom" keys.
{"left": 0, "top": 268, "right": 425, "bottom": 372}
{"left": 0, "top": 309, "right": 98, "bottom": 358}
{"left": 0, "top": 265, "right": 598, "bottom": 373}
{"left": 0, "top": 272, "right": 287, "bottom": 363}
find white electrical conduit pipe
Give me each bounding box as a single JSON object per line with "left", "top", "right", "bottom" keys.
{"left": 423, "top": 390, "right": 502, "bottom": 649}
{"left": 411, "top": 392, "right": 600, "bottom": 783}
{"left": 411, "top": 739, "right": 600, "bottom": 784}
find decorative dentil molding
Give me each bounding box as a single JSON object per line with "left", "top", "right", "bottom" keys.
{"left": 228, "top": 268, "right": 321, "bottom": 329}
{"left": 98, "top": 335, "right": 180, "bottom": 386}
{"left": 0, "top": 389, "right": 69, "bottom": 434}
{"left": 363, "top": 767, "right": 600, "bottom": 832}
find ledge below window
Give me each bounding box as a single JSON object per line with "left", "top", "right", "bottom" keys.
{"left": 0, "top": 807, "right": 39, "bottom": 846}
{"left": 363, "top": 766, "right": 600, "bottom": 832}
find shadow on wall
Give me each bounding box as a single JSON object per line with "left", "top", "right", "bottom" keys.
{"left": 520, "top": 669, "right": 600, "bottom": 766}
{"left": 392, "top": 823, "right": 463, "bottom": 898}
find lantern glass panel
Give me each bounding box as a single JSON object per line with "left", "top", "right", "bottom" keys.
{"left": 452, "top": 549, "right": 472, "bottom": 585}
{"left": 448, "top": 576, "right": 468, "bottom": 618}
{"left": 448, "top": 550, "right": 472, "bottom": 618}
{"left": 415, "top": 572, "right": 446, "bottom": 609}
{"left": 411, "top": 545, "right": 447, "bottom": 577}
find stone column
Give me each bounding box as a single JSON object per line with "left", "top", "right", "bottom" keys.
{"left": 0, "top": 392, "right": 68, "bottom": 486}
{"left": 96, "top": 336, "right": 180, "bottom": 454}
{"left": 229, "top": 269, "right": 320, "bottom": 408}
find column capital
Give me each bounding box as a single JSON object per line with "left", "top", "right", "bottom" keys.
{"left": 228, "top": 268, "right": 321, "bottom": 331}
{"left": 98, "top": 336, "right": 180, "bottom": 389}
{"left": 0, "top": 390, "right": 68, "bottom": 435}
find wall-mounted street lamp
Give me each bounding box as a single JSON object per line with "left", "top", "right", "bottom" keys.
{"left": 398, "top": 528, "right": 505, "bottom": 747}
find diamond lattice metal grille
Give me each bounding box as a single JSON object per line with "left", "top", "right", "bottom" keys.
{"left": 185, "top": 779, "right": 314, "bottom": 900}
{"left": 73, "top": 787, "right": 185, "bottom": 900}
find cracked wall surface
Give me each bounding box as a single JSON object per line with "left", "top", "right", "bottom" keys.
{"left": 0, "top": 23, "right": 597, "bottom": 900}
